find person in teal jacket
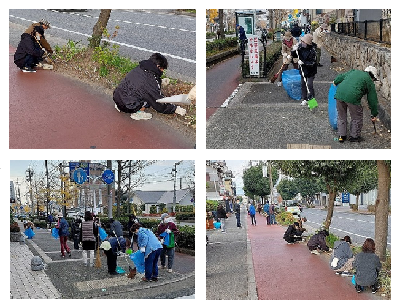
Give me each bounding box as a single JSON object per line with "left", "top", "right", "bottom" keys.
{"left": 131, "top": 223, "right": 163, "bottom": 282}
{"left": 333, "top": 66, "right": 379, "bottom": 142}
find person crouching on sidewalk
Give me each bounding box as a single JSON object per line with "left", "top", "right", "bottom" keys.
{"left": 113, "top": 52, "right": 187, "bottom": 120}
{"left": 14, "top": 26, "right": 45, "bottom": 73}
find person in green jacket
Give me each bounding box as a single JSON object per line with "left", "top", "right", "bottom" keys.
{"left": 333, "top": 66, "right": 379, "bottom": 142}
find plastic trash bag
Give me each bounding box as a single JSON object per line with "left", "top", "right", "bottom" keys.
{"left": 282, "top": 69, "right": 302, "bottom": 100}
{"left": 25, "top": 227, "right": 35, "bottom": 239}
{"left": 328, "top": 84, "right": 338, "bottom": 130}
{"left": 116, "top": 266, "right": 126, "bottom": 274}
{"left": 51, "top": 227, "right": 59, "bottom": 239}
{"left": 160, "top": 231, "right": 170, "bottom": 246}
{"left": 214, "top": 222, "right": 221, "bottom": 229}
{"left": 130, "top": 250, "right": 145, "bottom": 274}
{"left": 98, "top": 227, "right": 107, "bottom": 241}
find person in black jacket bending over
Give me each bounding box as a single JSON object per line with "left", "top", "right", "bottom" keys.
{"left": 113, "top": 53, "right": 187, "bottom": 120}
{"left": 14, "top": 25, "right": 45, "bottom": 72}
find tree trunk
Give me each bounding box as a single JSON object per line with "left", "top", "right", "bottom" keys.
{"left": 325, "top": 186, "right": 336, "bottom": 229}
{"left": 90, "top": 9, "right": 112, "bottom": 48}
{"left": 117, "top": 160, "right": 122, "bottom": 218}
{"left": 375, "top": 160, "right": 390, "bottom": 261}
{"left": 218, "top": 9, "right": 225, "bottom": 39}
{"left": 355, "top": 194, "right": 359, "bottom": 211}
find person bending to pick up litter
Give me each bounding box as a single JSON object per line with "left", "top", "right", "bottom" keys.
{"left": 14, "top": 26, "right": 46, "bottom": 72}
{"left": 333, "top": 66, "right": 379, "bottom": 143}
{"left": 113, "top": 52, "right": 188, "bottom": 120}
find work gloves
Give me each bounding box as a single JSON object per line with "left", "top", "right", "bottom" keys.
{"left": 175, "top": 106, "right": 186, "bottom": 116}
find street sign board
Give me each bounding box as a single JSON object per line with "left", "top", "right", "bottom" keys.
{"left": 73, "top": 168, "right": 88, "bottom": 184}
{"left": 69, "top": 162, "right": 90, "bottom": 181}
{"left": 342, "top": 192, "right": 350, "bottom": 204}
{"left": 102, "top": 169, "right": 115, "bottom": 184}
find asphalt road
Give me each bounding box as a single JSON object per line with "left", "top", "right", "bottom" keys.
{"left": 9, "top": 9, "right": 196, "bottom": 83}
{"left": 301, "top": 207, "right": 391, "bottom": 249}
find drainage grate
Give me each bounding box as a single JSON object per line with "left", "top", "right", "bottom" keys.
{"left": 287, "top": 144, "right": 331, "bottom": 149}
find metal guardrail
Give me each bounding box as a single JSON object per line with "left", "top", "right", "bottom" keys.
{"left": 331, "top": 19, "right": 391, "bottom": 45}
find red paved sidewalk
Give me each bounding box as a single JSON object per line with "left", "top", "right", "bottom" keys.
{"left": 9, "top": 46, "right": 194, "bottom": 149}
{"left": 246, "top": 213, "right": 375, "bottom": 300}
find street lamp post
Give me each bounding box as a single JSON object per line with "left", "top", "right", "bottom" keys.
{"left": 25, "top": 167, "right": 34, "bottom": 216}
{"left": 172, "top": 161, "right": 183, "bottom": 211}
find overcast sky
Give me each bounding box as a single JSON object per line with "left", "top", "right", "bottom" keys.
{"left": 10, "top": 160, "right": 195, "bottom": 200}
{"left": 225, "top": 160, "right": 248, "bottom": 195}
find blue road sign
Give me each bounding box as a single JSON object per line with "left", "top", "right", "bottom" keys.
{"left": 342, "top": 192, "right": 350, "bottom": 204}
{"left": 102, "top": 169, "right": 115, "bottom": 184}
{"left": 73, "top": 168, "right": 88, "bottom": 184}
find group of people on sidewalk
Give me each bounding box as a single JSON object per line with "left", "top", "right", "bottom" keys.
{"left": 248, "top": 201, "right": 277, "bottom": 226}
{"left": 52, "top": 211, "right": 179, "bottom": 282}
{"left": 276, "top": 22, "right": 380, "bottom": 143}
{"left": 283, "top": 221, "right": 382, "bottom": 294}
{"left": 13, "top": 17, "right": 196, "bottom": 122}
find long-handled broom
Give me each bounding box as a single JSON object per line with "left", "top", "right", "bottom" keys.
{"left": 95, "top": 232, "right": 102, "bottom": 268}
{"left": 270, "top": 63, "right": 285, "bottom": 83}
{"left": 296, "top": 50, "right": 318, "bottom": 109}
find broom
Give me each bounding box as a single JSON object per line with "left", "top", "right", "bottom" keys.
{"left": 296, "top": 50, "right": 318, "bottom": 109}
{"left": 270, "top": 63, "right": 285, "bottom": 83}
{"left": 95, "top": 236, "right": 102, "bottom": 268}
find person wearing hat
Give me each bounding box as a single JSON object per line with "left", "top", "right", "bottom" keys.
{"left": 290, "top": 22, "right": 302, "bottom": 41}
{"left": 276, "top": 31, "right": 299, "bottom": 86}
{"left": 313, "top": 23, "right": 329, "bottom": 67}
{"left": 292, "top": 34, "right": 318, "bottom": 106}
{"left": 24, "top": 19, "right": 53, "bottom": 54}
{"left": 333, "top": 66, "right": 379, "bottom": 142}
{"left": 156, "top": 213, "right": 179, "bottom": 272}
{"left": 56, "top": 213, "right": 72, "bottom": 258}
{"left": 307, "top": 229, "right": 330, "bottom": 255}
{"left": 14, "top": 25, "right": 46, "bottom": 72}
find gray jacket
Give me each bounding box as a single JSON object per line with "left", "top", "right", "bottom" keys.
{"left": 330, "top": 240, "right": 353, "bottom": 270}
{"left": 353, "top": 252, "right": 382, "bottom": 286}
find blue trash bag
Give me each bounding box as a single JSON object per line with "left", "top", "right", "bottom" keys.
{"left": 328, "top": 84, "right": 338, "bottom": 130}
{"left": 98, "top": 227, "right": 107, "bottom": 241}
{"left": 160, "top": 231, "right": 170, "bottom": 246}
{"left": 51, "top": 227, "right": 59, "bottom": 239}
{"left": 116, "top": 266, "right": 126, "bottom": 274}
{"left": 129, "top": 250, "right": 145, "bottom": 274}
{"left": 213, "top": 222, "right": 221, "bottom": 229}
{"left": 25, "top": 227, "right": 35, "bottom": 239}
{"left": 351, "top": 274, "right": 356, "bottom": 285}
{"left": 282, "top": 69, "right": 302, "bottom": 100}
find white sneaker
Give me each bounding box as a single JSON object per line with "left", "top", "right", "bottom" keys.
{"left": 130, "top": 111, "right": 152, "bottom": 120}
{"left": 300, "top": 100, "right": 308, "bottom": 106}
{"left": 276, "top": 82, "right": 282, "bottom": 87}
{"left": 114, "top": 104, "right": 121, "bottom": 112}
{"left": 310, "top": 250, "right": 319, "bottom": 255}
{"left": 168, "top": 269, "right": 173, "bottom": 273}
{"left": 42, "top": 64, "right": 53, "bottom": 70}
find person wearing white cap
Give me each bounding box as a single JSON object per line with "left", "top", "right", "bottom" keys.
{"left": 313, "top": 23, "right": 329, "bottom": 67}
{"left": 333, "top": 66, "right": 379, "bottom": 142}
{"left": 156, "top": 213, "right": 179, "bottom": 272}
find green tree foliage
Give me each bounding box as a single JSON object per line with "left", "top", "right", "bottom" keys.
{"left": 294, "top": 177, "right": 326, "bottom": 204}
{"left": 243, "top": 162, "right": 278, "bottom": 202}
{"left": 276, "top": 178, "right": 298, "bottom": 200}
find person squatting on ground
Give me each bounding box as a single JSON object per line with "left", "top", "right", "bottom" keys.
{"left": 276, "top": 31, "right": 299, "bottom": 86}
{"left": 56, "top": 213, "right": 71, "bottom": 258}
{"left": 100, "top": 235, "right": 127, "bottom": 275}
{"left": 24, "top": 19, "right": 53, "bottom": 55}
{"left": 307, "top": 229, "right": 330, "bottom": 254}
{"left": 14, "top": 25, "right": 46, "bottom": 72}
{"left": 113, "top": 53, "right": 188, "bottom": 120}
{"left": 330, "top": 235, "right": 354, "bottom": 276}
{"left": 217, "top": 203, "right": 227, "bottom": 233}
{"left": 234, "top": 199, "right": 242, "bottom": 228}
{"left": 131, "top": 223, "right": 163, "bottom": 282}
{"left": 313, "top": 23, "right": 328, "bottom": 67}
{"left": 156, "top": 213, "right": 179, "bottom": 272}
{"left": 249, "top": 203, "right": 257, "bottom": 226}
{"left": 80, "top": 211, "right": 99, "bottom": 267}
{"left": 353, "top": 238, "right": 382, "bottom": 294}
{"left": 333, "top": 66, "right": 379, "bottom": 143}
{"left": 292, "top": 33, "right": 318, "bottom": 106}
{"left": 283, "top": 222, "right": 304, "bottom": 244}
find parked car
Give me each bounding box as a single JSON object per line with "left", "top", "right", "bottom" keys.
{"left": 284, "top": 200, "right": 301, "bottom": 217}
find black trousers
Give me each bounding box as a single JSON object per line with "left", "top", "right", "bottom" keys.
{"left": 104, "top": 249, "right": 117, "bottom": 273}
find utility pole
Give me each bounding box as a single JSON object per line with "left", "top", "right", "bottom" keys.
{"left": 45, "top": 160, "right": 50, "bottom": 216}
{"left": 172, "top": 161, "right": 182, "bottom": 210}
{"left": 25, "top": 167, "right": 34, "bottom": 216}
{"left": 107, "top": 160, "right": 113, "bottom": 219}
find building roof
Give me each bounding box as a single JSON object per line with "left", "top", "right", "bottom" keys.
{"left": 157, "top": 189, "right": 191, "bottom": 204}
{"left": 134, "top": 190, "right": 165, "bottom": 204}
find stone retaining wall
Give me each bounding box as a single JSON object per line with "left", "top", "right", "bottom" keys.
{"left": 324, "top": 32, "right": 391, "bottom": 100}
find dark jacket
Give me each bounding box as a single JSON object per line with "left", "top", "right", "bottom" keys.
{"left": 291, "top": 25, "right": 302, "bottom": 38}
{"left": 307, "top": 231, "right": 329, "bottom": 251}
{"left": 24, "top": 23, "right": 53, "bottom": 53}
{"left": 108, "top": 236, "right": 127, "bottom": 254}
{"left": 14, "top": 33, "right": 45, "bottom": 68}
{"left": 113, "top": 59, "right": 177, "bottom": 114}
{"left": 283, "top": 225, "right": 302, "bottom": 241}
{"left": 292, "top": 43, "right": 317, "bottom": 78}
{"left": 110, "top": 220, "right": 123, "bottom": 237}
{"left": 353, "top": 252, "right": 381, "bottom": 286}
{"left": 156, "top": 221, "right": 179, "bottom": 239}
{"left": 238, "top": 26, "right": 247, "bottom": 41}
{"left": 58, "top": 218, "right": 70, "bottom": 237}
{"left": 330, "top": 240, "right": 353, "bottom": 270}
{"left": 217, "top": 206, "right": 227, "bottom": 219}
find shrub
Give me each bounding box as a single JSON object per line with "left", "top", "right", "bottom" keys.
{"left": 206, "top": 200, "right": 219, "bottom": 212}
{"left": 276, "top": 211, "right": 295, "bottom": 225}
{"left": 149, "top": 205, "right": 157, "bottom": 214}
{"left": 175, "top": 205, "right": 194, "bottom": 212}
{"left": 176, "top": 225, "right": 195, "bottom": 250}
{"left": 325, "top": 233, "right": 340, "bottom": 249}
{"left": 206, "top": 37, "right": 238, "bottom": 55}
{"left": 33, "top": 221, "right": 47, "bottom": 229}
{"left": 175, "top": 212, "right": 195, "bottom": 220}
